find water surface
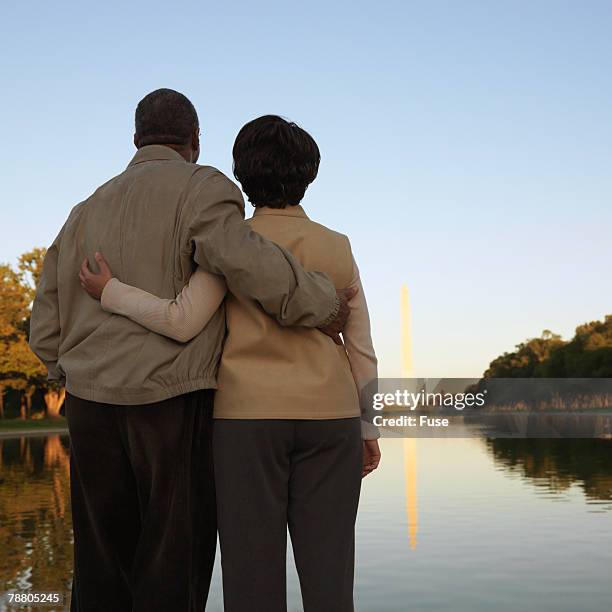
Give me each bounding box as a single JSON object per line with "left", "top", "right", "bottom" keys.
{"left": 1, "top": 433, "right": 611, "bottom": 611}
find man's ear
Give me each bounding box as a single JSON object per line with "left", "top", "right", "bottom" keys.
{"left": 191, "top": 128, "right": 200, "bottom": 163}
{"left": 133, "top": 133, "right": 139, "bottom": 149}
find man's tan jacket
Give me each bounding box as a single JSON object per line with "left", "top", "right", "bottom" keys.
{"left": 29, "top": 145, "right": 337, "bottom": 404}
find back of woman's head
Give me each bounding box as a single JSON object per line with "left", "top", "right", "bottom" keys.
{"left": 233, "top": 115, "right": 320, "bottom": 209}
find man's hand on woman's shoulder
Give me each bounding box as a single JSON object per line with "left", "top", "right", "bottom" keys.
{"left": 318, "top": 286, "right": 358, "bottom": 345}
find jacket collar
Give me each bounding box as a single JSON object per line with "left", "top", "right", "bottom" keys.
{"left": 127, "top": 145, "right": 186, "bottom": 168}
{"left": 252, "top": 204, "right": 309, "bottom": 219}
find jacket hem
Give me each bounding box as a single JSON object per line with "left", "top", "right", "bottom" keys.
{"left": 213, "top": 408, "right": 360, "bottom": 420}
{"left": 66, "top": 377, "right": 218, "bottom": 406}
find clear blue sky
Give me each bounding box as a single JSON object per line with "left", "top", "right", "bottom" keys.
{"left": 2, "top": 0, "right": 611, "bottom": 377}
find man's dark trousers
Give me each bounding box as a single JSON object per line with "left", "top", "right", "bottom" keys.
{"left": 65, "top": 389, "right": 216, "bottom": 612}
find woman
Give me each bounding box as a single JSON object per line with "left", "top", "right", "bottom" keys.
{"left": 80, "top": 115, "right": 380, "bottom": 612}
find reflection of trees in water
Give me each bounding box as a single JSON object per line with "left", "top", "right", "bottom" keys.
{"left": 486, "top": 438, "right": 612, "bottom": 503}
{"left": 0, "top": 435, "right": 72, "bottom": 594}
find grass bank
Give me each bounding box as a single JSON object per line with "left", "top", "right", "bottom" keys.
{"left": 0, "top": 417, "right": 68, "bottom": 434}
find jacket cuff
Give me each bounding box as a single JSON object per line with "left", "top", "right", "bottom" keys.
{"left": 46, "top": 361, "right": 64, "bottom": 382}
{"left": 361, "top": 419, "right": 380, "bottom": 440}
{"left": 319, "top": 294, "right": 341, "bottom": 328}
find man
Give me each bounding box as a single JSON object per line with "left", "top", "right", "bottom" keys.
{"left": 29, "top": 89, "right": 353, "bottom": 612}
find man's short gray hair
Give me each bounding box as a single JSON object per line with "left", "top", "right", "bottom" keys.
{"left": 135, "top": 88, "right": 198, "bottom": 147}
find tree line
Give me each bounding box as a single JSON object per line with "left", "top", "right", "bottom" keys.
{"left": 0, "top": 248, "right": 65, "bottom": 419}
{"left": 484, "top": 316, "right": 612, "bottom": 378}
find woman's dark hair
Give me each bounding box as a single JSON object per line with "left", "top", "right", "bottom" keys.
{"left": 232, "top": 115, "right": 320, "bottom": 208}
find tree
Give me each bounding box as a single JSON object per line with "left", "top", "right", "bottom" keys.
{"left": 484, "top": 330, "right": 565, "bottom": 378}
{"left": 18, "top": 247, "right": 46, "bottom": 295}
{"left": 0, "top": 263, "right": 30, "bottom": 338}
{"left": 484, "top": 315, "right": 612, "bottom": 378}
{"left": 0, "top": 248, "right": 66, "bottom": 418}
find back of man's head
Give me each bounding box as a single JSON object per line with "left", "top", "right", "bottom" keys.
{"left": 134, "top": 89, "right": 199, "bottom": 149}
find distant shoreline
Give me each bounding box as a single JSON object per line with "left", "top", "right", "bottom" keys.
{"left": 0, "top": 418, "right": 68, "bottom": 438}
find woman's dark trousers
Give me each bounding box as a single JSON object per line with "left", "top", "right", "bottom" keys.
{"left": 214, "top": 417, "right": 362, "bottom": 612}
